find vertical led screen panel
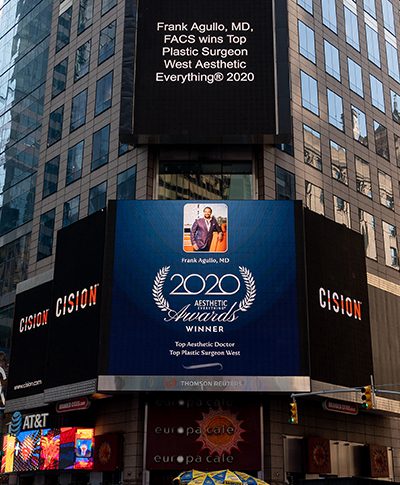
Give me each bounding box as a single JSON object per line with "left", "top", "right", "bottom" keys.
{"left": 305, "top": 210, "right": 373, "bottom": 387}
{"left": 46, "top": 211, "right": 106, "bottom": 390}
{"left": 7, "top": 281, "right": 52, "bottom": 400}
{"left": 128, "top": 0, "right": 290, "bottom": 143}
{"left": 98, "top": 201, "right": 309, "bottom": 392}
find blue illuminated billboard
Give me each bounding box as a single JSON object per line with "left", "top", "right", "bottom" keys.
{"left": 98, "top": 201, "right": 309, "bottom": 392}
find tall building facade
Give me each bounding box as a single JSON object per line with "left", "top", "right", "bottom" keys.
{"left": 1, "top": 0, "right": 400, "bottom": 485}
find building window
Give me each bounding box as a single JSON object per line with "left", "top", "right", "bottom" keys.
{"left": 322, "top": 0, "right": 337, "bottom": 32}
{"left": 347, "top": 58, "right": 363, "bottom": 97}
{"left": 88, "top": 181, "right": 107, "bottom": 215}
{"left": 386, "top": 41, "right": 400, "bottom": 82}
{"left": 56, "top": 7, "right": 72, "bottom": 52}
{"left": 43, "top": 156, "right": 60, "bottom": 198}
{"left": 99, "top": 21, "right": 116, "bottom": 64}
{"left": 378, "top": 171, "right": 394, "bottom": 209}
{"left": 382, "top": 0, "right": 395, "bottom": 34}
{"left": 75, "top": 40, "right": 91, "bottom": 81}
{"left": 117, "top": 166, "right": 137, "bottom": 200}
{"left": 355, "top": 156, "right": 372, "bottom": 198}
{"left": 63, "top": 196, "right": 80, "bottom": 227}
{"left": 365, "top": 24, "right": 381, "bottom": 66}
{"left": 298, "top": 21, "right": 316, "bottom": 62}
{"left": 363, "top": 0, "right": 376, "bottom": 17}
{"left": 66, "top": 140, "right": 84, "bottom": 185}
{"left": 52, "top": 58, "right": 68, "bottom": 97}
{"left": 394, "top": 134, "right": 400, "bottom": 166}
{"left": 119, "top": 142, "right": 134, "bottom": 156}
{"left": 382, "top": 221, "right": 399, "bottom": 268}
{"left": 78, "top": 0, "right": 93, "bottom": 34}
{"left": 47, "top": 106, "right": 64, "bottom": 146}
{"left": 351, "top": 106, "right": 368, "bottom": 146}
{"left": 390, "top": 89, "right": 400, "bottom": 123}
{"left": 374, "top": 121, "right": 389, "bottom": 160}
{"left": 327, "top": 89, "right": 344, "bottom": 131}
{"left": 101, "top": 0, "right": 117, "bottom": 15}
{"left": 91, "top": 124, "right": 110, "bottom": 171}
{"left": 301, "top": 71, "right": 319, "bottom": 115}
{"left": 37, "top": 209, "right": 56, "bottom": 261}
{"left": 344, "top": 6, "right": 360, "bottom": 50}
{"left": 324, "top": 40, "right": 340, "bottom": 80}
{"left": 0, "top": 235, "right": 31, "bottom": 294}
{"left": 370, "top": 75, "right": 385, "bottom": 112}
{"left": 305, "top": 181, "right": 324, "bottom": 215}
{"left": 330, "top": 140, "right": 348, "bottom": 185}
{"left": 303, "top": 124, "right": 322, "bottom": 171}
{"left": 360, "top": 210, "right": 377, "bottom": 260}
{"left": 70, "top": 89, "right": 88, "bottom": 132}
{"left": 95, "top": 71, "right": 113, "bottom": 116}
{"left": 333, "top": 196, "right": 351, "bottom": 227}
{"left": 275, "top": 166, "right": 296, "bottom": 200}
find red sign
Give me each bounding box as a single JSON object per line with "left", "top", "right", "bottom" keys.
{"left": 146, "top": 396, "right": 261, "bottom": 470}
{"left": 307, "top": 437, "right": 331, "bottom": 474}
{"left": 94, "top": 433, "right": 122, "bottom": 471}
{"left": 369, "top": 445, "right": 389, "bottom": 478}
{"left": 322, "top": 400, "right": 358, "bottom": 415}
{"left": 56, "top": 398, "right": 90, "bottom": 413}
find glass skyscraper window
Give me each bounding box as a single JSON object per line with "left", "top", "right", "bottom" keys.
{"left": 75, "top": 40, "right": 91, "bottom": 81}
{"left": 117, "top": 166, "right": 137, "bottom": 200}
{"left": 327, "top": 89, "right": 344, "bottom": 130}
{"left": 374, "top": 121, "right": 389, "bottom": 160}
{"left": 301, "top": 71, "right": 319, "bottom": 115}
{"left": 92, "top": 125, "right": 110, "bottom": 171}
{"left": 305, "top": 181, "right": 324, "bottom": 215}
{"left": 330, "top": 140, "right": 348, "bottom": 185}
{"left": 56, "top": 6, "right": 72, "bottom": 52}
{"left": 275, "top": 166, "right": 296, "bottom": 200}
{"left": 43, "top": 156, "right": 60, "bottom": 198}
{"left": 88, "top": 181, "right": 107, "bottom": 215}
{"left": 363, "top": 0, "right": 376, "bottom": 17}
{"left": 382, "top": 0, "right": 395, "bottom": 34}
{"left": 365, "top": 24, "right": 381, "bottom": 66}
{"left": 298, "top": 21, "right": 316, "bottom": 62}
{"left": 351, "top": 106, "right": 368, "bottom": 145}
{"left": 390, "top": 89, "right": 400, "bottom": 123}
{"left": 359, "top": 210, "right": 377, "bottom": 260}
{"left": 355, "top": 156, "right": 372, "bottom": 198}
{"left": 382, "top": 221, "right": 399, "bottom": 269}
{"left": 324, "top": 40, "right": 340, "bottom": 80}
{"left": 66, "top": 141, "right": 84, "bottom": 185}
{"left": 386, "top": 42, "right": 400, "bottom": 82}
{"left": 70, "top": 89, "right": 88, "bottom": 131}
{"left": 37, "top": 209, "right": 56, "bottom": 261}
{"left": 78, "top": 0, "right": 94, "bottom": 34}
{"left": 344, "top": 7, "right": 360, "bottom": 50}
{"left": 47, "top": 106, "right": 64, "bottom": 146}
{"left": 322, "top": 0, "right": 337, "bottom": 32}
{"left": 63, "top": 196, "right": 80, "bottom": 227}
{"left": 0, "top": 235, "right": 31, "bottom": 295}
{"left": 378, "top": 171, "right": 394, "bottom": 209}
{"left": 348, "top": 58, "right": 363, "bottom": 97}
{"left": 303, "top": 124, "right": 322, "bottom": 170}
{"left": 369, "top": 75, "right": 385, "bottom": 112}
{"left": 99, "top": 21, "right": 116, "bottom": 64}
{"left": 52, "top": 59, "right": 68, "bottom": 97}
{"left": 95, "top": 72, "right": 113, "bottom": 115}
{"left": 333, "top": 196, "right": 351, "bottom": 228}
{"left": 394, "top": 134, "right": 400, "bottom": 166}
{"left": 102, "top": 0, "right": 117, "bottom": 15}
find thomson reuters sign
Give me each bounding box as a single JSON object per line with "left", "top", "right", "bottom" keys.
{"left": 319, "top": 287, "right": 362, "bottom": 320}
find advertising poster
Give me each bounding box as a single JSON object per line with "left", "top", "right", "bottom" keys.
{"left": 131, "top": 0, "right": 289, "bottom": 143}
{"left": 99, "top": 200, "right": 309, "bottom": 392}
{"left": 146, "top": 395, "right": 261, "bottom": 470}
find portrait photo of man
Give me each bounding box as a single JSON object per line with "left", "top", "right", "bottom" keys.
{"left": 183, "top": 204, "right": 228, "bottom": 252}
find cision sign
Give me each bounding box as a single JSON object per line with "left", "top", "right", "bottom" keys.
{"left": 129, "top": 0, "right": 290, "bottom": 143}
{"left": 98, "top": 200, "right": 309, "bottom": 392}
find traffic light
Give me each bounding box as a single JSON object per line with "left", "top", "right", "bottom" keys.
{"left": 289, "top": 400, "right": 298, "bottom": 424}
{"left": 361, "top": 385, "right": 373, "bottom": 409}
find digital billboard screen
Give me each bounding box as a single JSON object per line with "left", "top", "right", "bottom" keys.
{"left": 98, "top": 200, "right": 309, "bottom": 392}
{"left": 304, "top": 210, "right": 373, "bottom": 387}
{"left": 7, "top": 281, "right": 52, "bottom": 401}
{"left": 128, "top": 0, "right": 290, "bottom": 143}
